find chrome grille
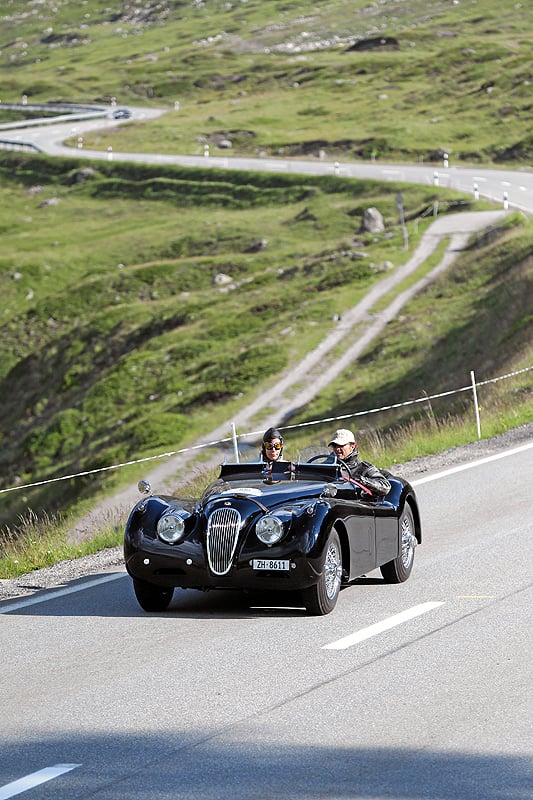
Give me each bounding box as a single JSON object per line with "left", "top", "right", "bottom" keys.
{"left": 206, "top": 507, "right": 242, "bottom": 575}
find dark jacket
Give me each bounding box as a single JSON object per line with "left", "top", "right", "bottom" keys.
{"left": 338, "top": 451, "right": 391, "bottom": 498}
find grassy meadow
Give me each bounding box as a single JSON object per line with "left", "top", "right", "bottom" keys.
{"left": 0, "top": 0, "right": 531, "bottom": 573}
{"left": 1, "top": 0, "right": 531, "bottom": 165}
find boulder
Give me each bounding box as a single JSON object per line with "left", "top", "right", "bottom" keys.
{"left": 362, "top": 207, "right": 384, "bottom": 233}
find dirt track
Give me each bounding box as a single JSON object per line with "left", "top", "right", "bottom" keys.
{"left": 67, "top": 209, "right": 507, "bottom": 542}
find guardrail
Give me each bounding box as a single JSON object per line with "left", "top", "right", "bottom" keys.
{"left": 0, "top": 139, "right": 41, "bottom": 153}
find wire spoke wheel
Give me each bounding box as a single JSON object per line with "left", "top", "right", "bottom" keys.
{"left": 380, "top": 505, "right": 417, "bottom": 583}
{"left": 303, "top": 530, "right": 342, "bottom": 615}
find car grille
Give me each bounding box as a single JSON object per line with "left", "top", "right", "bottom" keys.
{"left": 206, "top": 507, "right": 242, "bottom": 575}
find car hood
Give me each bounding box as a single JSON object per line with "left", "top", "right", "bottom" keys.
{"left": 201, "top": 478, "right": 330, "bottom": 512}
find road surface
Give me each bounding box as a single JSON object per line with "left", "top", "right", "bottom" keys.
{"left": 1, "top": 441, "right": 531, "bottom": 799}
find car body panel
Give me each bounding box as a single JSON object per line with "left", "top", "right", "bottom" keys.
{"left": 124, "top": 459, "right": 421, "bottom": 608}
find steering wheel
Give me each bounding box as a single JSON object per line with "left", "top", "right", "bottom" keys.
{"left": 307, "top": 454, "right": 337, "bottom": 464}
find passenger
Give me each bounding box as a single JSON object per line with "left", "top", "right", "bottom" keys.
{"left": 328, "top": 428, "right": 391, "bottom": 498}
{"left": 260, "top": 427, "right": 285, "bottom": 463}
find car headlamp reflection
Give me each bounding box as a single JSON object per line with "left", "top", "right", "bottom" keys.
{"left": 256, "top": 515, "right": 284, "bottom": 545}
{"left": 157, "top": 512, "right": 186, "bottom": 544}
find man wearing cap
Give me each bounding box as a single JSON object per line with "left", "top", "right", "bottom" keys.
{"left": 329, "top": 429, "right": 391, "bottom": 498}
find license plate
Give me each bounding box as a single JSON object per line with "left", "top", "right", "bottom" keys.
{"left": 252, "top": 559, "right": 290, "bottom": 571}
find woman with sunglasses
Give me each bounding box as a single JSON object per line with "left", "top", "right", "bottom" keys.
{"left": 260, "top": 427, "right": 285, "bottom": 462}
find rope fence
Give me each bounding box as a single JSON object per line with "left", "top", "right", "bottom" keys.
{"left": 0, "top": 364, "right": 531, "bottom": 497}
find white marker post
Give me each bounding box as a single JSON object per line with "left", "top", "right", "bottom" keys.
{"left": 231, "top": 423, "right": 239, "bottom": 463}
{"left": 473, "top": 182, "right": 479, "bottom": 200}
{"left": 503, "top": 191, "right": 509, "bottom": 210}
{"left": 471, "top": 370, "right": 481, "bottom": 439}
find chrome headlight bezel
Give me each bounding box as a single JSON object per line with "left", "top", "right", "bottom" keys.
{"left": 256, "top": 515, "right": 284, "bottom": 545}
{"left": 157, "top": 512, "right": 186, "bottom": 544}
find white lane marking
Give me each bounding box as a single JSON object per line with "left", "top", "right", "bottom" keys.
{"left": 0, "top": 572, "right": 126, "bottom": 614}
{"left": 323, "top": 602, "right": 444, "bottom": 650}
{"left": 0, "top": 764, "right": 80, "bottom": 799}
{"left": 411, "top": 440, "right": 533, "bottom": 486}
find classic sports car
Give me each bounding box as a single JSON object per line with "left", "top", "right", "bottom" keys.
{"left": 124, "top": 457, "right": 421, "bottom": 615}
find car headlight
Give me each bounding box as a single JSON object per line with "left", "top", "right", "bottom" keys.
{"left": 157, "top": 513, "right": 185, "bottom": 544}
{"left": 256, "top": 515, "right": 284, "bottom": 545}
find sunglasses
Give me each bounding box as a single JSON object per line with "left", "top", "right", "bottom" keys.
{"left": 265, "top": 442, "right": 282, "bottom": 451}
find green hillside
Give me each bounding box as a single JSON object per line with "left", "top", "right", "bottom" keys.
{"left": 0, "top": 0, "right": 531, "bottom": 541}
{"left": 1, "top": 0, "right": 531, "bottom": 165}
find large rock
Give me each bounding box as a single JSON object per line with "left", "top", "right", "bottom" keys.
{"left": 362, "top": 207, "right": 384, "bottom": 233}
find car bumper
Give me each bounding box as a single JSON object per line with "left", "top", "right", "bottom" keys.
{"left": 124, "top": 538, "right": 321, "bottom": 592}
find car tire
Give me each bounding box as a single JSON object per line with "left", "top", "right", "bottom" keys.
{"left": 303, "top": 530, "right": 342, "bottom": 615}
{"left": 133, "top": 578, "right": 174, "bottom": 612}
{"left": 380, "top": 505, "right": 416, "bottom": 583}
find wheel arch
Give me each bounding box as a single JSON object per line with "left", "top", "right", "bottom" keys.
{"left": 405, "top": 494, "right": 422, "bottom": 544}
{"left": 332, "top": 519, "right": 350, "bottom": 577}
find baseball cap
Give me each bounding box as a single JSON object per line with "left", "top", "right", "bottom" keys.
{"left": 329, "top": 429, "right": 356, "bottom": 446}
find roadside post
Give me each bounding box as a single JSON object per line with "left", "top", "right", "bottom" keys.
{"left": 470, "top": 370, "right": 481, "bottom": 439}
{"left": 396, "top": 192, "right": 409, "bottom": 251}
{"left": 231, "top": 423, "right": 240, "bottom": 462}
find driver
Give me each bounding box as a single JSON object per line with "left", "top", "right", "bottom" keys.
{"left": 328, "top": 428, "right": 391, "bottom": 498}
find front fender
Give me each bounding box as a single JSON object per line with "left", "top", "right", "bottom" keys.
{"left": 297, "top": 500, "right": 334, "bottom": 556}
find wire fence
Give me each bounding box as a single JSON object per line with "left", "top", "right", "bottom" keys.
{"left": 0, "top": 364, "right": 531, "bottom": 498}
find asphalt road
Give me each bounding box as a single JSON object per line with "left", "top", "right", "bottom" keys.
{"left": 1, "top": 103, "right": 533, "bottom": 215}
{"left": 1, "top": 441, "right": 532, "bottom": 799}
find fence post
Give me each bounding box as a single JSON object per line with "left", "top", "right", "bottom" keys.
{"left": 470, "top": 370, "right": 481, "bottom": 439}
{"left": 231, "top": 423, "right": 240, "bottom": 462}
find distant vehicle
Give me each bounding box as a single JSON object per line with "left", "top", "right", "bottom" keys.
{"left": 112, "top": 108, "right": 131, "bottom": 119}
{"left": 124, "top": 457, "right": 422, "bottom": 616}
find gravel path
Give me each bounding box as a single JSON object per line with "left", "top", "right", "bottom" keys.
{"left": 1, "top": 421, "right": 531, "bottom": 603}
{"left": 67, "top": 210, "right": 507, "bottom": 542}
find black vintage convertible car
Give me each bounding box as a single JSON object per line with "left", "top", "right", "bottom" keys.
{"left": 124, "top": 457, "right": 421, "bottom": 615}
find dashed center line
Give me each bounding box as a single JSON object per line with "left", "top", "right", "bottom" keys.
{"left": 323, "top": 601, "right": 444, "bottom": 650}
{"left": 0, "top": 764, "right": 80, "bottom": 799}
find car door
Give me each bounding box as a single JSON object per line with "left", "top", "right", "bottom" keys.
{"left": 334, "top": 486, "right": 377, "bottom": 577}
